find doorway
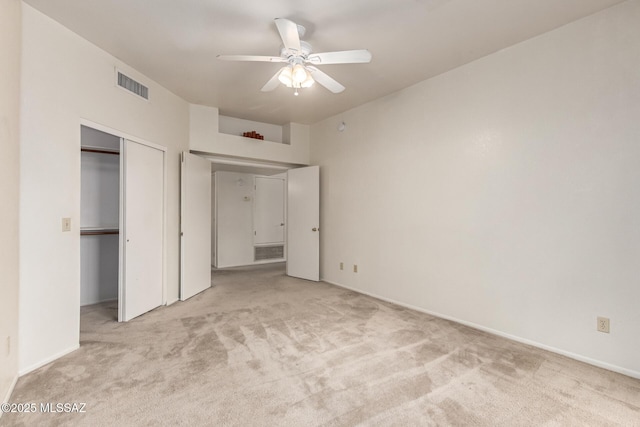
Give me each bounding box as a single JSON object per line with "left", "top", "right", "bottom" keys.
{"left": 212, "top": 171, "right": 286, "bottom": 268}
{"left": 205, "top": 157, "right": 319, "bottom": 281}
{"left": 179, "top": 152, "right": 320, "bottom": 297}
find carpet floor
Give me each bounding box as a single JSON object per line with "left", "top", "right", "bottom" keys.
{"left": 3, "top": 263, "right": 640, "bottom": 426}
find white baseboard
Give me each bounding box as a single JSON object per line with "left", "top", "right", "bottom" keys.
{"left": 1, "top": 374, "right": 18, "bottom": 405}
{"left": 166, "top": 298, "right": 179, "bottom": 306}
{"left": 322, "top": 278, "right": 640, "bottom": 380}
{"left": 18, "top": 344, "right": 80, "bottom": 377}
{"left": 0, "top": 374, "right": 18, "bottom": 420}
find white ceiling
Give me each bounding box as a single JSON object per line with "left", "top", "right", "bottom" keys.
{"left": 25, "top": 0, "right": 625, "bottom": 125}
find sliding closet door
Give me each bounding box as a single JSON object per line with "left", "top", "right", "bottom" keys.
{"left": 119, "top": 139, "right": 165, "bottom": 322}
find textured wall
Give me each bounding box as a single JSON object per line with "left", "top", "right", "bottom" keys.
{"left": 19, "top": 4, "right": 189, "bottom": 374}
{"left": 0, "top": 0, "right": 21, "bottom": 403}
{"left": 311, "top": 1, "right": 640, "bottom": 377}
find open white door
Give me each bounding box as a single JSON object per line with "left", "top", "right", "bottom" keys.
{"left": 180, "top": 152, "right": 212, "bottom": 300}
{"left": 287, "top": 166, "right": 319, "bottom": 281}
{"left": 119, "top": 139, "right": 165, "bottom": 322}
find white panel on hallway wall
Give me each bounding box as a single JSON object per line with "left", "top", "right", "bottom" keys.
{"left": 254, "top": 177, "right": 285, "bottom": 245}
{"left": 214, "top": 172, "right": 255, "bottom": 267}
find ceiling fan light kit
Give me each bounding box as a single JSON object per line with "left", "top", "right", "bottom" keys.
{"left": 278, "top": 63, "right": 315, "bottom": 96}
{"left": 217, "top": 18, "right": 372, "bottom": 96}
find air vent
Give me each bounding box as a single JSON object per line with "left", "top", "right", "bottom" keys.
{"left": 117, "top": 71, "right": 149, "bottom": 100}
{"left": 254, "top": 245, "right": 284, "bottom": 261}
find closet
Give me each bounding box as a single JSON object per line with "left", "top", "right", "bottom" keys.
{"left": 80, "top": 126, "right": 120, "bottom": 306}
{"left": 80, "top": 124, "right": 166, "bottom": 321}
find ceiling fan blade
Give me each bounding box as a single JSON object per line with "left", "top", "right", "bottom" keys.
{"left": 307, "top": 66, "right": 345, "bottom": 94}
{"left": 274, "top": 18, "right": 301, "bottom": 53}
{"left": 307, "top": 50, "right": 372, "bottom": 65}
{"left": 217, "top": 55, "right": 286, "bottom": 63}
{"left": 261, "top": 68, "right": 284, "bottom": 92}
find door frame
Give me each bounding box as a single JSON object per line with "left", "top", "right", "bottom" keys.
{"left": 79, "top": 119, "right": 168, "bottom": 311}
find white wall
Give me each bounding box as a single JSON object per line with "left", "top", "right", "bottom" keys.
{"left": 80, "top": 236, "right": 119, "bottom": 305}
{"left": 81, "top": 125, "right": 120, "bottom": 151}
{"left": 311, "top": 1, "right": 640, "bottom": 378}
{"left": 190, "top": 105, "right": 310, "bottom": 165}
{"left": 0, "top": 0, "right": 21, "bottom": 404}
{"left": 219, "top": 115, "right": 283, "bottom": 143}
{"left": 19, "top": 4, "right": 189, "bottom": 374}
{"left": 80, "top": 153, "right": 119, "bottom": 230}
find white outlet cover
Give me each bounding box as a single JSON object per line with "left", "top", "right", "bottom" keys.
{"left": 597, "top": 316, "right": 610, "bottom": 333}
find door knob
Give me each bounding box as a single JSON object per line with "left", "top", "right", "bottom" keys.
{"left": 312, "top": 227, "right": 318, "bottom": 232}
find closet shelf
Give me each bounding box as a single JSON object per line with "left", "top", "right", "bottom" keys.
{"left": 81, "top": 227, "right": 119, "bottom": 236}
{"left": 81, "top": 146, "right": 120, "bottom": 155}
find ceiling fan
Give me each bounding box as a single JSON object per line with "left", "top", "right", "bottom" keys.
{"left": 217, "top": 18, "right": 372, "bottom": 96}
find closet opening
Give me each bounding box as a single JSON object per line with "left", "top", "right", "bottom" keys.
{"left": 80, "top": 126, "right": 120, "bottom": 318}
{"left": 81, "top": 123, "right": 166, "bottom": 320}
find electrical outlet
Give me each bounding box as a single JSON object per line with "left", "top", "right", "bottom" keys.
{"left": 353, "top": 264, "right": 358, "bottom": 273}
{"left": 597, "top": 317, "right": 610, "bottom": 333}
{"left": 62, "top": 217, "right": 71, "bottom": 232}
{"left": 340, "top": 262, "right": 344, "bottom": 270}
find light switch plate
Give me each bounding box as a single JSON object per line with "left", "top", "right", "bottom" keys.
{"left": 62, "top": 217, "right": 71, "bottom": 232}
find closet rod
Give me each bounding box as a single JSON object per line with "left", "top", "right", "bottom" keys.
{"left": 81, "top": 147, "right": 120, "bottom": 155}
{"left": 80, "top": 230, "right": 119, "bottom": 236}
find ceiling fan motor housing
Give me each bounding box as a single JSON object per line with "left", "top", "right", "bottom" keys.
{"left": 280, "top": 40, "right": 313, "bottom": 61}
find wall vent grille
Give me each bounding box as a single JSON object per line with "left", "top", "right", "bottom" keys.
{"left": 254, "top": 245, "right": 284, "bottom": 261}
{"left": 117, "top": 71, "right": 149, "bottom": 100}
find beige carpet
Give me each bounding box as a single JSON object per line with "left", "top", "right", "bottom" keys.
{"left": 4, "top": 263, "right": 640, "bottom": 426}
